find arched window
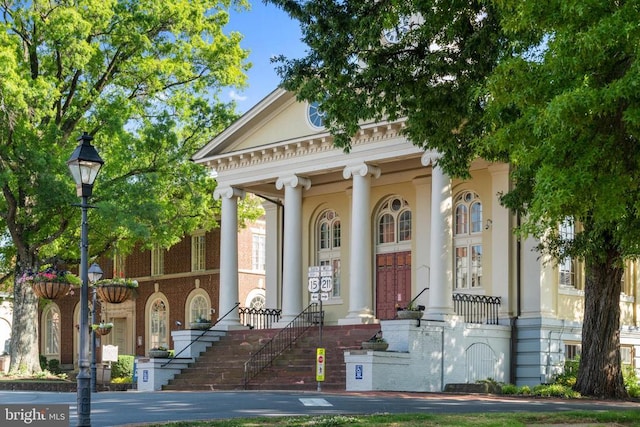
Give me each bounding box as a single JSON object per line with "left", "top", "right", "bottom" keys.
{"left": 454, "top": 191, "right": 483, "bottom": 289}
{"left": 190, "top": 295, "right": 209, "bottom": 323}
{"left": 316, "top": 210, "right": 341, "bottom": 297}
{"left": 41, "top": 304, "right": 60, "bottom": 359}
{"left": 377, "top": 197, "right": 412, "bottom": 245}
{"left": 149, "top": 298, "right": 168, "bottom": 349}
{"left": 248, "top": 294, "right": 265, "bottom": 309}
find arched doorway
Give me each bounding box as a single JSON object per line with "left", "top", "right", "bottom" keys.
{"left": 375, "top": 196, "right": 412, "bottom": 320}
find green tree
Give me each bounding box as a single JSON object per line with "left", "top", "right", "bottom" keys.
{"left": 267, "top": 0, "right": 637, "bottom": 397}
{"left": 0, "top": 0, "right": 252, "bottom": 374}
{"left": 268, "top": 0, "right": 504, "bottom": 175}
{"left": 484, "top": 0, "right": 639, "bottom": 398}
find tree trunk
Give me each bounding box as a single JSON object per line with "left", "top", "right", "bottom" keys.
{"left": 574, "top": 232, "right": 627, "bottom": 398}
{"left": 8, "top": 269, "right": 41, "bottom": 374}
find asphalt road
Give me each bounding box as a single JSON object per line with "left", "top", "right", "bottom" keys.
{"left": 0, "top": 390, "right": 637, "bottom": 427}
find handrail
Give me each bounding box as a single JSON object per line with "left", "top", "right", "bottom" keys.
{"left": 243, "top": 303, "right": 321, "bottom": 389}
{"left": 161, "top": 302, "right": 240, "bottom": 368}
{"left": 408, "top": 286, "right": 429, "bottom": 309}
{"left": 452, "top": 293, "right": 501, "bottom": 325}
{"left": 239, "top": 306, "right": 282, "bottom": 329}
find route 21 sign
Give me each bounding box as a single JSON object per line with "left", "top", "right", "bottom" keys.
{"left": 308, "top": 266, "right": 333, "bottom": 300}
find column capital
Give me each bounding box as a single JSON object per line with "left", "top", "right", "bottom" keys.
{"left": 275, "top": 174, "right": 311, "bottom": 191}
{"left": 342, "top": 163, "right": 381, "bottom": 180}
{"left": 421, "top": 150, "right": 442, "bottom": 167}
{"left": 213, "top": 186, "right": 245, "bottom": 200}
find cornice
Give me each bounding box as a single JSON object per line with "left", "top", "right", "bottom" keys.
{"left": 197, "top": 120, "right": 407, "bottom": 174}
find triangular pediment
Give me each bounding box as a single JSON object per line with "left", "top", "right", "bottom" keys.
{"left": 193, "top": 88, "right": 328, "bottom": 161}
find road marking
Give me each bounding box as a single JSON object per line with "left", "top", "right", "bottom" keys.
{"left": 299, "top": 398, "right": 333, "bottom": 407}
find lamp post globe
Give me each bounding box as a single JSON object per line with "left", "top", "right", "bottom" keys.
{"left": 68, "top": 132, "right": 103, "bottom": 427}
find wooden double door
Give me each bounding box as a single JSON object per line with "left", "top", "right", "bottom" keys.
{"left": 376, "top": 251, "right": 411, "bottom": 320}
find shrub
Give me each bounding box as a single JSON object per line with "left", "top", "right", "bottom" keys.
{"left": 554, "top": 358, "right": 579, "bottom": 387}
{"left": 532, "top": 383, "right": 580, "bottom": 398}
{"left": 39, "top": 355, "right": 47, "bottom": 370}
{"left": 519, "top": 385, "right": 532, "bottom": 395}
{"left": 500, "top": 384, "right": 519, "bottom": 395}
{"left": 47, "top": 359, "right": 61, "bottom": 374}
{"left": 624, "top": 366, "right": 640, "bottom": 398}
{"left": 111, "top": 355, "right": 135, "bottom": 379}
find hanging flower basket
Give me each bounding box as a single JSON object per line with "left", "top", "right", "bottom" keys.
{"left": 94, "top": 278, "right": 137, "bottom": 304}
{"left": 92, "top": 322, "right": 113, "bottom": 336}
{"left": 31, "top": 281, "right": 72, "bottom": 300}
{"left": 94, "top": 327, "right": 112, "bottom": 336}
{"left": 19, "top": 268, "right": 80, "bottom": 300}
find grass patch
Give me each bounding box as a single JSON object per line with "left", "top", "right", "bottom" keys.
{"left": 142, "top": 410, "right": 640, "bottom": 426}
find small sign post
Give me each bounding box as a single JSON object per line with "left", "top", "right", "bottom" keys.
{"left": 308, "top": 265, "right": 333, "bottom": 391}
{"left": 316, "top": 348, "right": 326, "bottom": 382}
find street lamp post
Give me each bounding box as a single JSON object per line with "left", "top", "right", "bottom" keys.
{"left": 88, "top": 262, "right": 103, "bottom": 394}
{"left": 67, "top": 132, "right": 104, "bottom": 427}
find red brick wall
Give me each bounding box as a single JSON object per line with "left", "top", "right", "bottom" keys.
{"left": 43, "top": 224, "right": 260, "bottom": 362}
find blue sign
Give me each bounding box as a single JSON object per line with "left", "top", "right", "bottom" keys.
{"left": 143, "top": 369, "right": 148, "bottom": 383}
{"left": 355, "top": 364, "right": 363, "bottom": 380}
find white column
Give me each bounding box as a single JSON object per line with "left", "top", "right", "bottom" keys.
{"left": 489, "top": 164, "right": 512, "bottom": 319}
{"left": 262, "top": 199, "right": 282, "bottom": 310}
{"left": 213, "top": 186, "right": 245, "bottom": 329}
{"left": 412, "top": 177, "right": 431, "bottom": 307}
{"left": 275, "top": 175, "right": 311, "bottom": 325}
{"left": 421, "top": 154, "right": 455, "bottom": 319}
{"left": 339, "top": 163, "right": 380, "bottom": 325}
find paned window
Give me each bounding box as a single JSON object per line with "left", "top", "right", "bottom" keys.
{"left": 565, "top": 343, "right": 582, "bottom": 360}
{"left": 317, "top": 210, "right": 341, "bottom": 297}
{"left": 249, "top": 294, "right": 266, "bottom": 310}
{"left": 377, "top": 197, "right": 412, "bottom": 245}
{"left": 191, "top": 232, "right": 206, "bottom": 272}
{"left": 252, "top": 233, "right": 266, "bottom": 271}
{"left": 621, "top": 346, "right": 633, "bottom": 366}
{"left": 150, "top": 299, "right": 168, "bottom": 349}
{"left": 189, "top": 295, "right": 209, "bottom": 323}
{"left": 42, "top": 305, "right": 60, "bottom": 358}
{"left": 559, "top": 218, "right": 576, "bottom": 288}
{"left": 454, "top": 191, "right": 483, "bottom": 289}
{"left": 151, "top": 244, "right": 164, "bottom": 276}
{"left": 621, "top": 260, "right": 635, "bottom": 296}
{"left": 113, "top": 251, "right": 126, "bottom": 278}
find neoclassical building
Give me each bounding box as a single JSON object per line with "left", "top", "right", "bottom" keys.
{"left": 193, "top": 89, "right": 640, "bottom": 390}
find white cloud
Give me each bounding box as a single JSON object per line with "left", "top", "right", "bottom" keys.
{"left": 229, "top": 90, "right": 248, "bottom": 102}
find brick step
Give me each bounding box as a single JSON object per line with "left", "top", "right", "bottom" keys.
{"left": 163, "top": 324, "right": 380, "bottom": 391}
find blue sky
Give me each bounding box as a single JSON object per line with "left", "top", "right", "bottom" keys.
{"left": 225, "top": 2, "right": 307, "bottom": 112}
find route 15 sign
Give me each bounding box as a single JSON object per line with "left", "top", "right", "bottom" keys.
{"left": 309, "top": 265, "right": 333, "bottom": 294}
{"left": 308, "top": 266, "right": 320, "bottom": 292}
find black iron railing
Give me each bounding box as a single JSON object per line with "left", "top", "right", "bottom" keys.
{"left": 243, "top": 303, "right": 321, "bottom": 389}
{"left": 452, "top": 293, "right": 501, "bottom": 325}
{"left": 239, "top": 307, "right": 282, "bottom": 330}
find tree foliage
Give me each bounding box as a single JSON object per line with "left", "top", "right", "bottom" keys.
{"left": 267, "top": 0, "right": 639, "bottom": 398}
{"left": 0, "top": 0, "right": 253, "bottom": 373}
{"left": 485, "top": 0, "right": 640, "bottom": 399}
{"left": 268, "top": 0, "right": 506, "bottom": 176}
